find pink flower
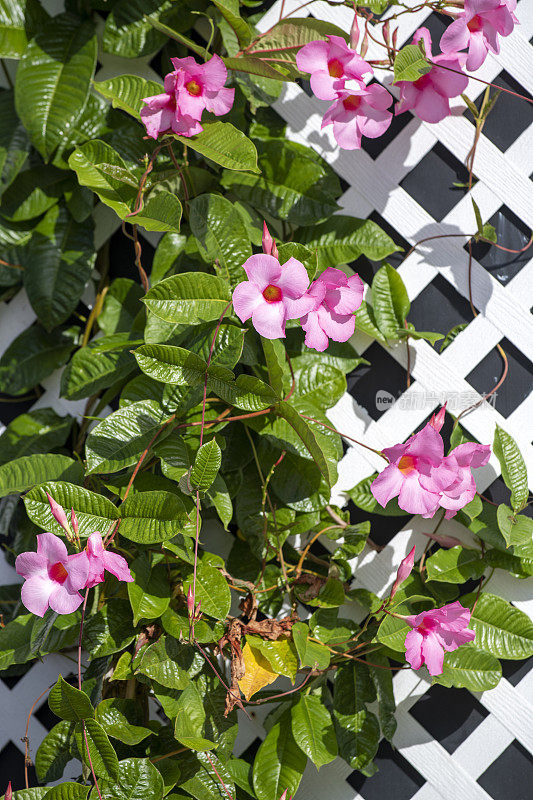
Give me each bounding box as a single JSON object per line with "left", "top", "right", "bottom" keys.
{"left": 321, "top": 83, "right": 393, "bottom": 150}
{"left": 296, "top": 35, "right": 373, "bottom": 101}
{"left": 395, "top": 28, "right": 469, "bottom": 123}
{"left": 72, "top": 533, "right": 133, "bottom": 589}
{"left": 300, "top": 267, "right": 364, "bottom": 351}
{"left": 404, "top": 601, "right": 476, "bottom": 675}
{"left": 141, "top": 54, "right": 234, "bottom": 139}
{"left": 390, "top": 546, "right": 415, "bottom": 600}
{"left": 437, "top": 442, "right": 491, "bottom": 518}
{"left": 440, "top": 0, "right": 519, "bottom": 72}
{"left": 429, "top": 404, "right": 446, "bottom": 431}
{"left": 371, "top": 421, "right": 446, "bottom": 516}
{"left": 15, "top": 533, "right": 89, "bottom": 617}
{"left": 232, "top": 254, "right": 316, "bottom": 339}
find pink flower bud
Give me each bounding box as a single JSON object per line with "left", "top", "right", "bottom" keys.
{"left": 382, "top": 19, "right": 390, "bottom": 45}
{"left": 430, "top": 403, "right": 446, "bottom": 432}
{"left": 392, "top": 26, "right": 398, "bottom": 51}
{"left": 71, "top": 508, "right": 79, "bottom": 536}
{"left": 390, "top": 545, "right": 415, "bottom": 600}
{"left": 46, "top": 492, "right": 70, "bottom": 535}
{"left": 187, "top": 585, "right": 194, "bottom": 616}
{"left": 422, "top": 531, "right": 463, "bottom": 549}
{"left": 262, "top": 221, "right": 279, "bottom": 259}
{"left": 360, "top": 31, "right": 369, "bottom": 59}
{"left": 350, "top": 12, "right": 360, "bottom": 49}
{"left": 194, "top": 601, "right": 202, "bottom": 619}
{"left": 5, "top": 782, "right": 12, "bottom": 800}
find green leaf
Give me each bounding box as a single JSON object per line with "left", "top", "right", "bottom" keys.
{"left": 205, "top": 474, "right": 233, "bottom": 530}
{"left": 299, "top": 216, "right": 399, "bottom": 268}
{"left": 82, "top": 599, "right": 135, "bottom": 658}
{"left": 465, "top": 591, "right": 533, "bottom": 659}
{"left": 0, "top": 90, "right": 29, "bottom": 197}
{"left": 24, "top": 481, "right": 119, "bottom": 537}
{"left": 434, "top": 645, "right": 501, "bottom": 691}
{"left": 98, "top": 279, "right": 144, "bottom": 336}
{"left": 86, "top": 400, "right": 171, "bottom": 474}
{"left": 0, "top": 0, "right": 49, "bottom": 58}
{"left": 174, "top": 683, "right": 216, "bottom": 751}
{"left": 145, "top": 16, "right": 205, "bottom": 57}
{"left": 493, "top": 425, "right": 529, "bottom": 512}
{"left": 183, "top": 562, "right": 231, "bottom": 620}
{"left": 94, "top": 74, "right": 163, "bottom": 119}
{"left": 369, "top": 653, "right": 397, "bottom": 741}
{"left": 121, "top": 490, "right": 194, "bottom": 543}
{"left": 99, "top": 757, "right": 164, "bottom": 800}
{"left": 23, "top": 205, "right": 96, "bottom": 330}
{"left": 75, "top": 717, "right": 119, "bottom": 781}
{"left": 261, "top": 337, "right": 286, "bottom": 398}
{"left": 0, "top": 454, "right": 81, "bottom": 497}
{"left": 292, "top": 621, "right": 330, "bottom": 670}
{"left": 248, "top": 636, "right": 298, "bottom": 680}
{"left": 134, "top": 344, "right": 207, "bottom": 386}
{"left": 252, "top": 712, "right": 306, "bottom": 800}
{"left": 0, "top": 164, "right": 69, "bottom": 221}
{"left": 15, "top": 13, "right": 97, "bottom": 160}
{"left": 190, "top": 440, "right": 222, "bottom": 491}
{"left": 0, "top": 324, "right": 76, "bottom": 395}
{"left": 128, "top": 553, "right": 170, "bottom": 624}
{"left": 189, "top": 193, "right": 251, "bottom": 285}
{"left": 143, "top": 272, "right": 232, "bottom": 325}
{"left": 250, "top": 17, "right": 348, "bottom": 69}
{"left": 68, "top": 139, "right": 138, "bottom": 218}
{"left": 397, "top": 327, "right": 443, "bottom": 344}
{"left": 393, "top": 43, "right": 432, "bottom": 83}
{"left": 181, "top": 752, "right": 235, "bottom": 800}
{"left": 49, "top": 676, "right": 94, "bottom": 722}
{"left": 61, "top": 334, "right": 136, "bottom": 401}
{"left": 221, "top": 139, "right": 340, "bottom": 226}
{"left": 273, "top": 402, "right": 335, "bottom": 489}
{"left": 439, "top": 322, "right": 469, "bottom": 352}
{"left": 352, "top": 300, "right": 388, "bottom": 344}
{"left": 377, "top": 611, "right": 411, "bottom": 652}
{"left": 371, "top": 263, "right": 410, "bottom": 338}
{"left": 291, "top": 695, "right": 337, "bottom": 768}
{"left": 224, "top": 55, "right": 290, "bottom": 81}
{"left": 174, "top": 122, "right": 260, "bottom": 173}
{"left": 103, "top": 0, "right": 186, "bottom": 58}
{"left": 288, "top": 362, "right": 346, "bottom": 410}
{"left": 425, "top": 546, "right": 486, "bottom": 583}
{"left": 35, "top": 720, "right": 75, "bottom": 783}
{"left": 137, "top": 635, "right": 202, "bottom": 689}
{"left": 208, "top": 366, "right": 279, "bottom": 411}
{"left": 43, "top": 785, "right": 89, "bottom": 800}
{"left": 333, "top": 661, "right": 379, "bottom": 770}
{"left": 497, "top": 504, "right": 533, "bottom": 548}
{"left": 96, "top": 700, "right": 152, "bottom": 746}
{"left": 212, "top": 0, "right": 252, "bottom": 48}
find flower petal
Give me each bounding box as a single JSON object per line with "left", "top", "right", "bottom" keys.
{"left": 36, "top": 533, "right": 68, "bottom": 564}
{"left": 103, "top": 551, "right": 134, "bottom": 583}
{"left": 242, "top": 254, "right": 281, "bottom": 289}
{"left": 21, "top": 576, "right": 54, "bottom": 617}
{"left": 48, "top": 585, "right": 84, "bottom": 615}
{"left": 371, "top": 465, "right": 404, "bottom": 507}
{"left": 232, "top": 281, "right": 263, "bottom": 323}
{"left": 251, "top": 301, "right": 286, "bottom": 339}
{"left": 404, "top": 629, "right": 424, "bottom": 670}
{"left": 421, "top": 631, "right": 445, "bottom": 675}
{"left": 277, "top": 257, "right": 310, "bottom": 297}
{"left": 296, "top": 40, "right": 330, "bottom": 74}
{"left": 15, "top": 552, "right": 47, "bottom": 579}
{"left": 301, "top": 310, "right": 329, "bottom": 352}
{"left": 202, "top": 54, "right": 227, "bottom": 90}
{"left": 204, "top": 86, "right": 235, "bottom": 116}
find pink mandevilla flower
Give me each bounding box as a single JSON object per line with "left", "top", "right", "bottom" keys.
{"left": 15, "top": 533, "right": 89, "bottom": 617}
{"left": 296, "top": 35, "right": 372, "bottom": 101}
{"left": 436, "top": 441, "right": 491, "bottom": 518}
{"left": 72, "top": 532, "right": 133, "bottom": 589}
{"left": 321, "top": 83, "right": 393, "bottom": 150}
{"left": 371, "top": 419, "right": 447, "bottom": 516}
{"left": 390, "top": 545, "right": 415, "bottom": 600}
{"left": 232, "top": 254, "right": 316, "bottom": 339}
{"left": 440, "top": 0, "right": 518, "bottom": 72}
{"left": 395, "top": 28, "right": 469, "bottom": 123}
{"left": 300, "top": 267, "right": 364, "bottom": 351}
{"left": 403, "top": 601, "right": 476, "bottom": 675}
{"left": 141, "top": 54, "right": 234, "bottom": 139}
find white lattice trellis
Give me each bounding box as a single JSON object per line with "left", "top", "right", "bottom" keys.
{"left": 0, "top": 1, "right": 532, "bottom": 797}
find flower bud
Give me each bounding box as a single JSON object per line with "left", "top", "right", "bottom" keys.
{"left": 46, "top": 492, "right": 70, "bottom": 535}
{"left": 429, "top": 403, "right": 446, "bottom": 432}
{"left": 5, "top": 782, "right": 12, "bottom": 800}
{"left": 350, "top": 12, "right": 360, "bottom": 49}
{"left": 262, "top": 221, "right": 279, "bottom": 260}
{"left": 390, "top": 545, "right": 415, "bottom": 600}
{"left": 422, "top": 531, "right": 463, "bottom": 548}
{"left": 187, "top": 585, "right": 194, "bottom": 616}
{"left": 360, "top": 30, "right": 369, "bottom": 59}
{"left": 71, "top": 508, "right": 79, "bottom": 536}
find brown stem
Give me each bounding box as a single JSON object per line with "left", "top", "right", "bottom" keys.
{"left": 24, "top": 686, "right": 52, "bottom": 789}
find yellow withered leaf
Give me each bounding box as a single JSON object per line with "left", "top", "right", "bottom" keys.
{"left": 238, "top": 641, "right": 278, "bottom": 701}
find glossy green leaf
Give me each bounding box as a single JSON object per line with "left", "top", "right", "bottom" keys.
{"left": 212, "top": 0, "right": 251, "bottom": 48}
{"left": 465, "top": 591, "right": 533, "bottom": 660}
{"left": 174, "top": 683, "right": 216, "bottom": 751}
{"left": 69, "top": 139, "right": 138, "bottom": 217}
{"left": 0, "top": 324, "right": 76, "bottom": 395}
{"left": 61, "top": 334, "right": 136, "bottom": 400}
{"left": 103, "top": 0, "right": 187, "bottom": 58}
{"left": 174, "top": 122, "right": 260, "bottom": 173}
{"left": 128, "top": 553, "right": 171, "bottom": 624}
{"left": 0, "top": 0, "right": 49, "bottom": 58}
{"left": 43, "top": 784, "right": 89, "bottom": 800}
{"left": 252, "top": 712, "right": 306, "bottom": 800}
{"left": 86, "top": 400, "right": 172, "bottom": 474}
{"left": 49, "top": 676, "right": 94, "bottom": 722}
{"left": 292, "top": 621, "right": 330, "bottom": 670}
{"left": 0, "top": 408, "right": 72, "bottom": 465}
{"left": 0, "top": 164, "right": 68, "bottom": 221}
{"left": 24, "top": 481, "right": 119, "bottom": 537}
{"left": 291, "top": 695, "right": 337, "bottom": 768}
{"left": 250, "top": 17, "right": 348, "bottom": 69}
{"left": 393, "top": 43, "right": 432, "bottom": 83}
{"left": 183, "top": 561, "right": 231, "bottom": 620}
{"left": 96, "top": 699, "right": 152, "bottom": 746}
{"left": 82, "top": 599, "right": 135, "bottom": 658}
{"left": 134, "top": 344, "right": 207, "bottom": 386}
{"left": 94, "top": 75, "right": 163, "bottom": 119}
{"left": 493, "top": 425, "right": 529, "bottom": 512}
{"left": 369, "top": 653, "right": 397, "bottom": 741}
{"left": 190, "top": 440, "right": 222, "bottom": 491}
{"left": 333, "top": 661, "right": 379, "bottom": 770}
{"left": 75, "top": 717, "right": 119, "bottom": 781}
{"left": 138, "top": 635, "right": 203, "bottom": 689}
{"left": 371, "top": 263, "right": 410, "bottom": 338}
{"left": 15, "top": 14, "right": 97, "bottom": 159}
{"left": 35, "top": 720, "right": 75, "bottom": 783}
{"left": 0, "top": 454, "right": 81, "bottom": 497}
{"left": 497, "top": 504, "right": 533, "bottom": 548}
{"left": 299, "top": 216, "right": 399, "bottom": 268}
{"left": 143, "top": 272, "right": 232, "bottom": 325}
{"left": 100, "top": 757, "right": 164, "bottom": 800}
{"left": 121, "top": 490, "right": 194, "bottom": 543}
{"left": 273, "top": 402, "right": 335, "bottom": 489}
{"left": 434, "top": 645, "right": 501, "bottom": 691}
{"left": 189, "top": 193, "right": 251, "bottom": 285}
{"left": 425, "top": 546, "right": 485, "bottom": 584}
